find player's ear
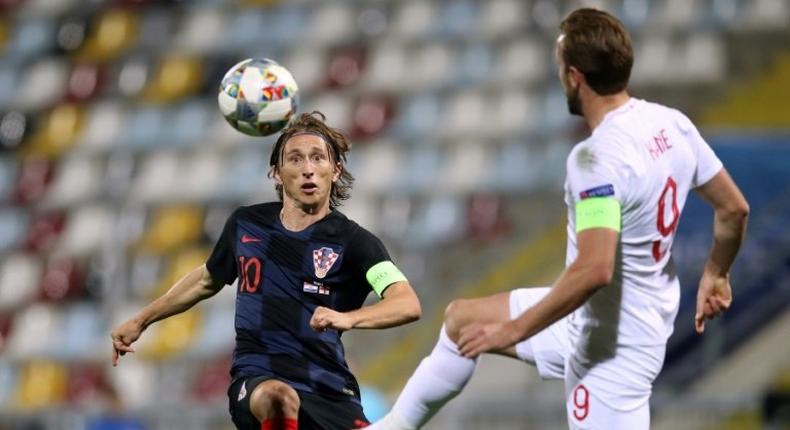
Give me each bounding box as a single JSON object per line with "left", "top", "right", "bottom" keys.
{"left": 271, "top": 167, "right": 283, "bottom": 185}
{"left": 332, "top": 162, "right": 341, "bottom": 182}
{"left": 568, "top": 66, "right": 584, "bottom": 88}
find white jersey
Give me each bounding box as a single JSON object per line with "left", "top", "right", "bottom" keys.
{"left": 563, "top": 98, "right": 722, "bottom": 410}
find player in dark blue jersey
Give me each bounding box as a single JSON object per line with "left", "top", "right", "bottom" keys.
{"left": 111, "top": 112, "right": 422, "bottom": 430}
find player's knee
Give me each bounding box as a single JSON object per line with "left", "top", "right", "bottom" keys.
{"left": 250, "top": 381, "right": 300, "bottom": 419}
{"left": 444, "top": 299, "right": 470, "bottom": 343}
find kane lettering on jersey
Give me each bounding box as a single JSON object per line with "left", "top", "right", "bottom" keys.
{"left": 206, "top": 202, "right": 402, "bottom": 402}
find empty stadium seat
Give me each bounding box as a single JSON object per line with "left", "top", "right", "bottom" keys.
{"left": 0, "top": 253, "right": 42, "bottom": 311}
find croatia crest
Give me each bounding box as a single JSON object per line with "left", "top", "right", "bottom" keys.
{"left": 313, "top": 247, "right": 339, "bottom": 279}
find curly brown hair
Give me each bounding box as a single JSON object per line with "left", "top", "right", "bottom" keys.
{"left": 268, "top": 111, "right": 355, "bottom": 209}
{"left": 560, "top": 8, "right": 633, "bottom": 95}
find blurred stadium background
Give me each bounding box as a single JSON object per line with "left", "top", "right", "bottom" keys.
{"left": 0, "top": 0, "right": 789, "bottom": 429}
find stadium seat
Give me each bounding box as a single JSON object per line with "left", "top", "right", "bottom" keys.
{"left": 162, "top": 101, "right": 212, "bottom": 147}
{"left": 340, "top": 198, "right": 378, "bottom": 234}
{"left": 309, "top": 3, "right": 355, "bottom": 45}
{"left": 0, "top": 207, "right": 28, "bottom": 253}
{"left": 136, "top": 206, "right": 204, "bottom": 254}
{"left": 659, "top": 0, "right": 703, "bottom": 29}
{"left": 743, "top": 0, "right": 789, "bottom": 29}
{"left": 437, "top": 0, "right": 478, "bottom": 40}
{"left": 41, "top": 155, "right": 102, "bottom": 208}
{"left": 66, "top": 363, "right": 113, "bottom": 409}
{"left": 0, "top": 157, "right": 16, "bottom": 201}
{"left": 403, "top": 144, "right": 441, "bottom": 194}
{"left": 136, "top": 7, "right": 175, "bottom": 52}
{"left": 13, "top": 157, "right": 55, "bottom": 205}
{"left": 140, "top": 56, "right": 203, "bottom": 104}
{"left": 326, "top": 46, "right": 367, "bottom": 89}
{"left": 479, "top": 0, "right": 525, "bottom": 38}
{"left": 25, "top": 103, "right": 85, "bottom": 158}
{"left": 267, "top": 5, "right": 309, "bottom": 48}
{"left": 53, "top": 204, "right": 113, "bottom": 257}
{"left": 350, "top": 94, "right": 395, "bottom": 139}
{"left": 15, "top": 360, "right": 68, "bottom": 410}
{"left": 142, "top": 306, "right": 201, "bottom": 359}
{"left": 185, "top": 304, "right": 234, "bottom": 358}
{"left": 5, "top": 304, "right": 62, "bottom": 359}
{"left": 303, "top": 92, "right": 352, "bottom": 132}
{"left": 412, "top": 43, "right": 455, "bottom": 91}
{"left": 392, "top": 93, "right": 440, "bottom": 138}
{"left": 7, "top": 18, "right": 55, "bottom": 62}
{"left": 453, "top": 42, "right": 495, "bottom": 87}
{"left": 405, "top": 196, "right": 464, "bottom": 249}
{"left": 494, "top": 39, "right": 547, "bottom": 86}
{"left": 190, "top": 354, "right": 232, "bottom": 403}
{"left": 0, "top": 358, "right": 17, "bottom": 406}
{"left": 363, "top": 42, "right": 406, "bottom": 91}
{"left": 129, "top": 151, "right": 178, "bottom": 203}
{"left": 438, "top": 141, "right": 494, "bottom": 194}
{"left": 14, "top": 58, "right": 68, "bottom": 111}
{"left": 683, "top": 33, "right": 725, "bottom": 83}
{"left": 631, "top": 34, "right": 673, "bottom": 85}
{"left": 217, "top": 147, "right": 271, "bottom": 202}
{"left": 284, "top": 48, "right": 326, "bottom": 94}
{"left": 0, "top": 253, "right": 41, "bottom": 311}
{"left": 18, "top": 0, "right": 78, "bottom": 17}
{"left": 173, "top": 7, "right": 225, "bottom": 55}
{"left": 494, "top": 141, "right": 538, "bottom": 191}
{"left": 0, "top": 65, "right": 18, "bottom": 110}
{"left": 37, "top": 257, "right": 86, "bottom": 302}
{"left": 78, "top": 8, "right": 138, "bottom": 62}
{"left": 356, "top": 3, "right": 389, "bottom": 38}
{"left": 178, "top": 150, "right": 223, "bottom": 201}
{"left": 351, "top": 141, "right": 403, "bottom": 196}
{"left": 77, "top": 101, "right": 125, "bottom": 152}
{"left": 391, "top": 1, "right": 435, "bottom": 41}
{"left": 24, "top": 210, "right": 66, "bottom": 252}
{"left": 58, "top": 304, "right": 105, "bottom": 360}
{"left": 55, "top": 15, "right": 88, "bottom": 54}
{"left": 107, "top": 359, "right": 157, "bottom": 410}
{"left": 439, "top": 89, "right": 492, "bottom": 137}
{"left": 492, "top": 89, "right": 538, "bottom": 136}
{"left": 65, "top": 63, "right": 105, "bottom": 102}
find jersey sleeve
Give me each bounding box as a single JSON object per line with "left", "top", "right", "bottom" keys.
{"left": 345, "top": 227, "right": 407, "bottom": 298}
{"left": 205, "top": 209, "right": 239, "bottom": 286}
{"left": 566, "top": 141, "right": 630, "bottom": 206}
{"left": 680, "top": 116, "right": 723, "bottom": 187}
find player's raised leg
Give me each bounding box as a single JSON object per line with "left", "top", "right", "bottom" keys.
{"left": 229, "top": 377, "right": 300, "bottom": 430}
{"left": 368, "top": 291, "right": 518, "bottom": 430}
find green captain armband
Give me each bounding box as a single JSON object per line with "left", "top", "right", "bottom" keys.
{"left": 366, "top": 261, "right": 407, "bottom": 298}
{"left": 575, "top": 197, "right": 622, "bottom": 233}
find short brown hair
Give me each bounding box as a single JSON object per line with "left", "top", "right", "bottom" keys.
{"left": 268, "top": 111, "right": 355, "bottom": 209}
{"left": 559, "top": 8, "right": 633, "bottom": 95}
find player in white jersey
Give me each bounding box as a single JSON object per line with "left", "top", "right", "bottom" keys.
{"left": 365, "top": 8, "right": 749, "bottom": 430}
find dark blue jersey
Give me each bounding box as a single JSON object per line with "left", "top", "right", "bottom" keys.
{"left": 206, "top": 202, "right": 394, "bottom": 402}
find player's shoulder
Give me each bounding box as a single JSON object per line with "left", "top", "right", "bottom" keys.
{"left": 233, "top": 202, "right": 281, "bottom": 223}
{"left": 639, "top": 99, "right": 697, "bottom": 134}
{"left": 329, "top": 210, "right": 384, "bottom": 246}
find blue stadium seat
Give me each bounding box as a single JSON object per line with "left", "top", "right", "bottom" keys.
{"left": 392, "top": 93, "right": 440, "bottom": 139}
{"left": 0, "top": 157, "right": 17, "bottom": 202}
{"left": 57, "top": 304, "right": 105, "bottom": 360}
{"left": 8, "top": 18, "right": 55, "bottom": 61}
{"left": 438, "top": 0, "right": 478, "bottom": 40}
{"left": 0, "top": 207, "right": 28, "bottom": 253}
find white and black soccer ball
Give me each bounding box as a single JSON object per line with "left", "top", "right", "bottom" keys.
{"left": 217, "top": 58, "right": 299, "bottom": 137}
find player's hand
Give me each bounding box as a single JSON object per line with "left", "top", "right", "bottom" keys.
{"left": 110, "top": 319, "right": 143, "bottom": 366}
{"left": 457, "top": 321, "right": 519, "bottom": 358}
{"left": 310, "top": 306, "right": 353, "bottom": 332}
{"left": 695, "top": 271, "right": 732, "bottom": 334}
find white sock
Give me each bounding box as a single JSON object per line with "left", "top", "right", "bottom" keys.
{"left": 368, "top": 325, "right": 478, "bottom": 430}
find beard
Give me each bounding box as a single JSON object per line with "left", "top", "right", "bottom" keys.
{"left": 566, "top": 84, "right": 582, "bottom": 116}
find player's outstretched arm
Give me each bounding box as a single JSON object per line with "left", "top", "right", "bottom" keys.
{"left": 310, "top": 281, "right": 421, "bottom": 332}
{"left": 110, "top": 264, "right": 225, "bottom": 366}
{"left": 693, "top": 169, "right": 749, "bottom": 333}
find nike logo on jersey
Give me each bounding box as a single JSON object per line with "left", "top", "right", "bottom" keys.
{"left": 241, "top": 234, "right": 262, "bottom": 243}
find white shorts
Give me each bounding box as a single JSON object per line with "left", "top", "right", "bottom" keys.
{"left": 509, "top": 287, "right": 652, "bottom": 430}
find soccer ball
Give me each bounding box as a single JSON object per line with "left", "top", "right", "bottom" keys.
{"left": 217, "top": 58, "right": 299, "bottom": 137}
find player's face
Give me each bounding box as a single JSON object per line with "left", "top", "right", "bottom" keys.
{"left": 275, "top": 134, "right": 340, "bottom": 212}
{"left": 556, "top": 37, "right": 582, "bottom": 116}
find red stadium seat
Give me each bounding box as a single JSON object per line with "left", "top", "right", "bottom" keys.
{"left": 24, "top": 211, "right": 66, "bottom": 252}
{"left": 326, "top": 46, "right": 368, "bottom": 89}
{"left": 191, "top": 354, "right": 232, "bottom": 403}
{"left": 350, "top": 94, "right": 395, "bottom": 139}
{"left": 37, "top": 257, "right": 86, "bottom": 302}
{"left": 13, "top": 158, "right": 55, "bottom": 204}
{"left": 65, "top": 63, "right": 105, "bottom": 102}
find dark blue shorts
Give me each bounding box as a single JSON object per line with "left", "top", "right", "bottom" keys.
{"left": 227, "top": 376, "right": 369, "bottom": 430}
